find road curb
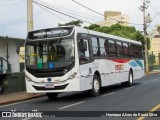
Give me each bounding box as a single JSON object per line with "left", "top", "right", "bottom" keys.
{"left": 145, "top": 72, "right": 160, "bottom": 77}
{"left": 0, "top": 94, "right": 45, "bottom": 106}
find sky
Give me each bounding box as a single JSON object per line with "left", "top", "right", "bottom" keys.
{"left": 0, "top": 0, "right": 160, "bottom": 38}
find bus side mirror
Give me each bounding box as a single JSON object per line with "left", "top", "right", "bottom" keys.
{"left": 82, "top": 41, "right": 87, "bottom": 52}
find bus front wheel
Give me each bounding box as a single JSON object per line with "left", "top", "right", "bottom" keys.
{"left": 46, "top": 93, "right": 58, "bottom": 99}
{"left": 90, "top": 75, "right": 100, "bottom": 97}
{"left": 0, "top": 84, "right": 4, "bottom": 94}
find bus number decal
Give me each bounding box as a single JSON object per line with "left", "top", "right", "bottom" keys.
{"left": 115, "top": 64, "right": 124, "bottom": 71}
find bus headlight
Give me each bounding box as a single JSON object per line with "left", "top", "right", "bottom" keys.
{"left": 25, "top": 75, "right": 32, "bottom": 82}
{"left": 68, "top": 72, "right": 77, "bottom": 79}
{"left": 63, "top": 69, "right": 68, "bottom": 74}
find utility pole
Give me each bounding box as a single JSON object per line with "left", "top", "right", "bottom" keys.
{"left": 27, "top": 0, "right": 33, "bottom": 32}
{"left": 139, "top": 0, "right": 150, "bottom": 74}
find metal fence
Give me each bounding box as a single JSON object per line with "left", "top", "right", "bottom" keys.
{"left": 4, "top": 72, "right": 25, "bottom": 93}
{"left": 148, "top": 52, "right": 160, "bottom": 71}
{"left": 0, "top": 57, "right": 11, "bottom": 73}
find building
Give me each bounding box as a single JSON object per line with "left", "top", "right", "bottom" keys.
{"left": 149, "top": 24, "right": 160, "bottom": 38}
{"left": 0, "top": 36, "right": 25, "bottom": 73}
{"left": 96, "top": 11, "right": 130, "bottom": 27}
{"left": 149, "top": 38, "right": 160, "bottom": 65}
{"left": 148, "top": 25, "right": 160, "bottom": 66}
{"left": 19, "top": 47, "right": 25, "bottom": 63}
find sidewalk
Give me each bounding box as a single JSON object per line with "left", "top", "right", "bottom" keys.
{"left": 0, "top": 91, "right": 45, "bottom": 106}
{"left": 0, "top": 71, "right": 159, "bottom": 106}
{"left": 145, "top": 70, "right": 160, "bottom": 76}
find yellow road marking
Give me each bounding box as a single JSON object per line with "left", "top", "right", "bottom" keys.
{"left": 137, "top": 104, "right": 160, "bottom": 120}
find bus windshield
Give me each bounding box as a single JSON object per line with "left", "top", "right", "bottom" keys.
{"left": 26, "top": 39, "right": 74, "bottom": 70}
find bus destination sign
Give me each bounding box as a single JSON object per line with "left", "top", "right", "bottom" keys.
{"left": 28, "top": 27, "right": 73, "bottom": 39}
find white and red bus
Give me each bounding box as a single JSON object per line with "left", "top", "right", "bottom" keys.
{"left": 25, "top": 26, "right": 144, "bottom": 99}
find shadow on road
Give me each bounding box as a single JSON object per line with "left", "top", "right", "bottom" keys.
{"left": 35, "top": 82, "right": 142, "bottom": 103}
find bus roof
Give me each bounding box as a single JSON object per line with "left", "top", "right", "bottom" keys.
{"left": 72, "top": 26, "right": 141, "bottom": 45}
{"left": 28, "top": 26, "right": 142, "bottom": 45}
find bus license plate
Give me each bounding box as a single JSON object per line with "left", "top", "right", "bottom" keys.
{"left": 45, "top": 83, "right": 54, "bottom": 88}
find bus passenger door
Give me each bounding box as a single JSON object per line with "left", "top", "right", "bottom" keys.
{"left": 78, "top": 38, "right": 92, "bottom": 91}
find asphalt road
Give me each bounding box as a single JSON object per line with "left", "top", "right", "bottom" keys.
{"left": 0, "top": 73, "right": 160, "bottom": 120}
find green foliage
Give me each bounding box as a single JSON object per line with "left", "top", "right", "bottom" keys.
{"left": 86, "top": 24, "right": 150, "bottom": 50}
{"left": 88, "top": 24, "right": 100, "bottom": 30}
{"left": 58, "top": 20, "right": 83, "bottom": 26}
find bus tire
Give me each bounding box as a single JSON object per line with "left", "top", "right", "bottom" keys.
{"left": 46, "top": 93, "right": 58, "bottom": 99}
{"left": 122, "top": 71, "right": 133, "bottom": 87}
{"left": 90, "top": 75, "right": 100, "bottom": 97}
{"left": 0, "top": 85, "right": 4, "bottom": 94}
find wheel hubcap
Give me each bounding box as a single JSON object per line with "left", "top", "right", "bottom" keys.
{"left": 130, "top": 74, "right": 133, "bottom": 84}
{"left": 94, "top": 79, "right": 99, "bottom": 93}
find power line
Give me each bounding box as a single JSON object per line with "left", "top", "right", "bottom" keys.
{"left": 149, "top": 2, "right": 160, "bottom": 14}
{"left": 34, "top": 2, "right": 70, "bottom": 22}
{"left": 36, "top": 0, "right": 99, "bottom": 18}
{"left": 34, "top": 0, "right": 157, "bottom": 31}
{"left": 72, "top": 0, "right": 105, "bottom": 18}
{"left": 33, "top": 0, "right": 94, "bottom": 24}
{"left": 72, "top": 0, "right": 143, "bottom": 26}
{"left": 35, "top": 0, "right": 101, "bottom": 22}
{"left": 147, "top": 11, "right": 160, "bottom": 29}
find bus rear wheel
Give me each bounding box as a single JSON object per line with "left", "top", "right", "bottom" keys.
{"left": 122, "top": 71, "right": 133, "bottom": 87}
{"left": 90, "top": 75, "right": 100, "bottom": 97}
{"left": 46, "top": 93, "right": 58, "bottom": 99}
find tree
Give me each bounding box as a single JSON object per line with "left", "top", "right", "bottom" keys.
{"left": 86, "top": 24, "right": 150, "bottom": 50}
{"left": 58, "top": 20, "right": 83, "bottom": 26}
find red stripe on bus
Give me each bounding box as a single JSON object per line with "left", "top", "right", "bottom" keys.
{"left": 107, "top": 59, "right": 131, "bottom": 63}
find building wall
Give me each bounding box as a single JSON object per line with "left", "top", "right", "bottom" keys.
{"left": 19, "top": 47, "right": 25, "bottom": 63}
{"left": 150, "top": 24, "right": 160, "bottom": 38}
{"left": 0, "top": 37, "right": 23, "bottom": 73}
{"left": 149, "top": 37, "right": 160, "bottom": 65}
{"left": 96, "top": 11, "right": 129, "bottom": 27}
{"left": 104, "top": 11, "right": 121, "bottom": 20}
{"left": 0, "top": 39, "right": 5, "bottom": 59}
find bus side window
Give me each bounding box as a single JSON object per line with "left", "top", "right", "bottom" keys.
{"left": 104, "top": 40, "right": 109, "bottom": 56}
{"left": 78, "top": 39, "right": 90, "bottom": 64}
{"left": 91, "top": 37, "right": 100, "bottom": 57}
{"left": 108, "top": 40, "right": 116, "bottom": 57}
{"left": 129, "top": 44, "right": 134, "bottom": 58}
{"left": 123, "top": 43, "right": 129, "bottom": 58}
{"left": 116, "top": 41, "right": 123, "bottom": 57}
{"left": 135, "top": 45, "right": 143, "bottom": 58}
{"left": 99, "top": 38, "right": 107, "bottom": 57}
